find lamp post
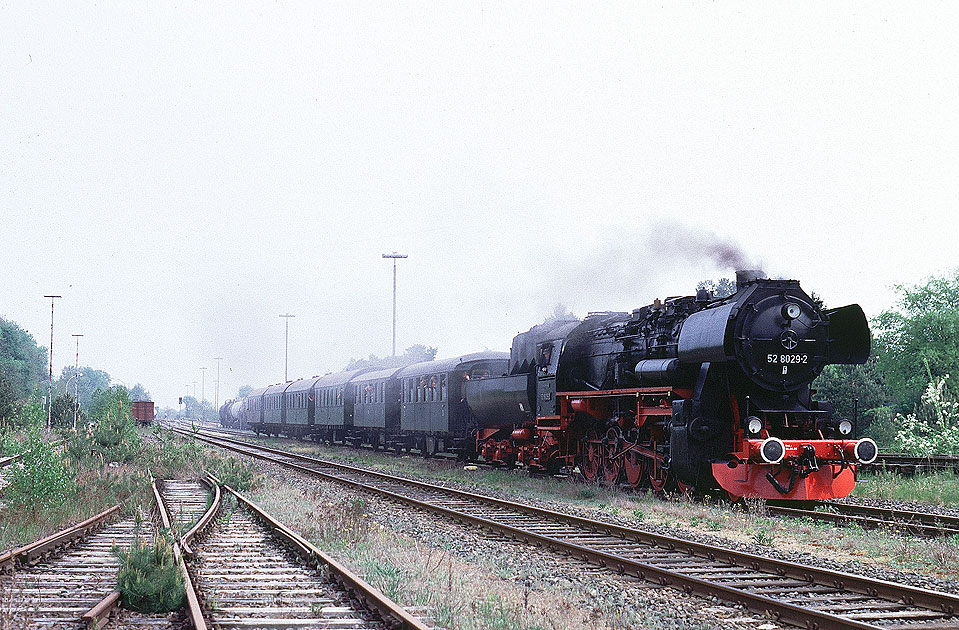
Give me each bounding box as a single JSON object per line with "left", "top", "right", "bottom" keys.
{"left": 72, "top": 334, "right": 83, "bottom": 429}
{"left": 279, "top": 314, "right": 295, "bottom": 382}
{"left": 213, "top": 356, "right": 224, "bottom": 412}
{"left": 381, "top": 252, "right": 408, "bottom": 357}
{"left": 43, "top": 295, "right": 62, "bottom": 428}
{"left": 199, "top": 367, "right": 207, "bottom": 404}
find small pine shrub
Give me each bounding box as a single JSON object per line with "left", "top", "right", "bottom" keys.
{"left": 114, "top": 535, "right": 185, "bottom": 613}
{"left": 209, "top": 455, "right": 257, "bottom": 491}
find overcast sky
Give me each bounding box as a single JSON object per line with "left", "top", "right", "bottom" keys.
{"left": 2, "top": 3, "right": 957, "bottom": 408}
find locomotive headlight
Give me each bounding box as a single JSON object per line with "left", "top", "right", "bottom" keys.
{"left": 838, "top": 420, "right": 853, "bottom": 436}
{"left": 746, "top": 416, "right": 763, "bottom": 435}
{"left": 782, "top": 303, "right": 802, "bottom": 320}
{"left": 759, "top": 437, "right": 786, "bottom": 464}
{"left": 854, "top": 438, "right": 879, "bottom": 464}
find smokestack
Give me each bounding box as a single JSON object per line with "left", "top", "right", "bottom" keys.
{"left": 736, "top": 269, "right": 767, "bottom": 292}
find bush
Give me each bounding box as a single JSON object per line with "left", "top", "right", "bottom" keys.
{"left": 208, "top": 455, "right": 257, "bottom": 491}
{"left": 893, "top": 375, "right": 959, "bottom": 454}
{"left": 3, "top": 432, "right": 75, "bottom": 509}
{"left": 114, "top": 533, "right": 185, "bottom": 613}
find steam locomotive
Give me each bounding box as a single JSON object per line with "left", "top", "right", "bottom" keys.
{"left": 221, "top": 270, "right": 876, "bottom": 501}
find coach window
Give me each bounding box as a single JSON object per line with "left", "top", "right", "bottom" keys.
{"left": 440, "top": 375, "right": 447, "bottom": 401}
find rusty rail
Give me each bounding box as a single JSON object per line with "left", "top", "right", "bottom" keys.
{"left": 152, "top": 477, "right": 208, "bottom": 630}
{"left": 81, "top": 591, "right": 121, "bottom": 629}
{"left": 0, "top": 504, "right": 120, "bottom": 571}
{"left": 219, "top": 481, "right": 429, "bottom": 630}
{"left": 184, "top": 428, "right": 959, "bottom": 630}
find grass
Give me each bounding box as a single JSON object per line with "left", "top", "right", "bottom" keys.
{"left": 853, "top": 470, "right": 959, "bottom": 506}
{"left": 0, "top": 423, "right": 259, "bottom": 551}
{"left": 213, "top": 433, "right": 959, "bottom": 582}
{"left": 245, "top": 474, "right": 705, "bottom": 630}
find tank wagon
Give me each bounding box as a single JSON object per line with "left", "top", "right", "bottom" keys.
{"left": 221, "top": 270, "right": 876, "bottom": 501}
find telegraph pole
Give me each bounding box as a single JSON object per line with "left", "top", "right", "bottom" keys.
{"left": 213, "top": 356, "right": 224, "bottom": 412}
{"left": 199, "top": 367, "right": 207, "bottom": 403}
{"left": 381, "top": 252, "right": 408, "bottom": 357}
{"left": 72, "top": 334, "right": 83, "bottom": 430}
{"left": 279, "top": 314, "right": 295, "bottom": 382}
{"left": 43, "top": 295, "right": 62, "bottom": 428}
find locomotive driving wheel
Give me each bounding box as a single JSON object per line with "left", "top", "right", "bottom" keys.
{"left": 648, "top": 458, "right": 668, "bottom": 493}
{"left": 623, "top": 450, "right": 645, "bottom": 489}
{"left": 579, "top": 430, "right": 602, "bottom": 483}
{"left": 602, "top": 428, "right": 623, "bottom": 484}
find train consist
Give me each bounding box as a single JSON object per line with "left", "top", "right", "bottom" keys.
{"left": 220, "top": 270, "right": 877, "bottom": 500}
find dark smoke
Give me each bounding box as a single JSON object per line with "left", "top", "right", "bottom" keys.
{"left": 649, "top": 222, "right": 756, "bottom": 271}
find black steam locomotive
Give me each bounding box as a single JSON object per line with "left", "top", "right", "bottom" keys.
{"left": 222, "top": 270, "right": 875, "bottom": 500}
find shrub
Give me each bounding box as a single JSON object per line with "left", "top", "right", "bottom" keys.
{"left": 114, "top": 533, "right": 185, "bottom": 613}
{"left": 3, "top": 432, "right": 75, "bottom": 509}
{"left": 208, "top": 455, "right": 257, "bottom": 491}
{"left": 894, "top": 375, "right": 959, "bottom": 454}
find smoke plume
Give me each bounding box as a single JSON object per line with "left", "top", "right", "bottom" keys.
{"left": 651, "top": 222, "right": 755, "bottom": 271}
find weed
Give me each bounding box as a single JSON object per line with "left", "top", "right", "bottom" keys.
{"left": 752, "top": 529, "right": 774, "bottom": 546}
{"left": 631, "top": 509, "right": 645, "bottom": 521}
{"left": 113, "top": 532, "right": 184, "bottom": 613}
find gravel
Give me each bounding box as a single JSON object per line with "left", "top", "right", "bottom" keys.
{"left": 240, "top": 456, "right": 786, "bottom": 630}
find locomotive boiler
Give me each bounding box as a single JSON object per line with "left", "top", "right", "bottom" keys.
{"left": 465, "top": 270, "right": 877, "bottom": 500}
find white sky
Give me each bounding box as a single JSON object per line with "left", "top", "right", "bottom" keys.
{"left": 2, "top": 2, "right": 957, "bottom": 408}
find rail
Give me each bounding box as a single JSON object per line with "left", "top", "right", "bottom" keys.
{"left": 180, "top": 427, "right": 959, "bottom": 630}
{"left": 218, "top": 480, "right": 430, "bottom": 630}
{"left": 0, "top": 504, "right": 120, "bottom": 571}
{"left": 768, "top": 502, "right": 959, "bottom": 538}
{"left": 152, "top": 476, "right": 209, "bottom": 630}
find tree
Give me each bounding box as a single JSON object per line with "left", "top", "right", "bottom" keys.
{"left": 50, "top": 393, "right": 82, "bottom": 427}
{"left": 0, "top": 371, "right": 19, "bottom": 423}
{"left": 54, "top": 365, "right": 111, "bottom": 414}
{"left": 873, "top": 270, "right": 959, "bottom": 412}
{"left": 0, "top": 317, "right": 47, "bottom": 406}
{"left": 543, "top": 303, "right": 577, "bottom": 324}
{"left": 813, "top": 356, "right": 889, "bottom": 430}
{"left": 128, "top": 383, "right": 151, "bottom": 402}
{"left": 697, "top": 278, "right": 736, "bottom": 299}
{"left": 237, "top": 385, "right": 254, "bottom": 399}
{"left": 89, "top": 386, "right": 132, "bottom": 423}
{"left": 180, "top": 395, "right": 216, "bottom": 422}
{"left": 344, "top": 344, "right": 438, "bottom": 371}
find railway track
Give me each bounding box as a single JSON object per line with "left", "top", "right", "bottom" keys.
{"left": 766, "top": 502, "right": 959, "bottom": 538}
{"left": 155, "top": 475, "right": 429, "bottom": 629}
{"left": 172, "top": 426, "right": 959, "bottom": 630}
{"left": 0, "top": 505, "right": 164, "bottom": 629}
{"left": 179, "top": 422, "right": 959, "bottom": 539}
{"left": 865, "top": 454, "right": 959, "bottom": 476}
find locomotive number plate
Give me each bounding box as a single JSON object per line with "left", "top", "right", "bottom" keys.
{"left": 766, "top": 354, "right": 808, "bottom": 364}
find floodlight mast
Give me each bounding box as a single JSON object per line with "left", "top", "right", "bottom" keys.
{"left": 382, "top": 253, "right": 408, "bottom": 357}
{"left": 43, "top": 295, "right": 62, "bottom": 429}
{"left": 72, "top": 334, "right": 83, "bottom": 429}
{"left": 214, "top": 357, "right": 224, "bottom": 412}
{"left": 279, "top": 314, "right": 295, "bottom": 382}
